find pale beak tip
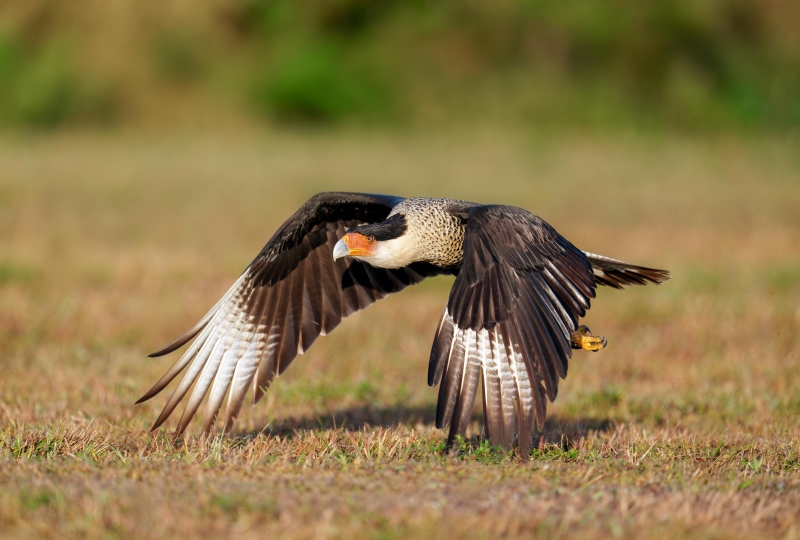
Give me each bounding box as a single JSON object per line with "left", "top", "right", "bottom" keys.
{"left": 332, "top": 238, "right": 350, "bottom": 261}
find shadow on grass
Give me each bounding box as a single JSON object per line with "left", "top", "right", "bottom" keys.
{"left": 236, "top": 404, "right": 436, "bottom": 438}
{"left": 537, "top": 416, "right": 615, "bottom": 448}
{"left": 234, "top": 404, "right": 614, "bottom": 448}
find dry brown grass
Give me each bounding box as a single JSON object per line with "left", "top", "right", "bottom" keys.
{"left": 1, "top": 130, "right": 799, "bottom": 539}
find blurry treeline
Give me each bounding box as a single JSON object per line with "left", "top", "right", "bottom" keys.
{"left": 0, "top": 0, "right": 798, "bottom": 130}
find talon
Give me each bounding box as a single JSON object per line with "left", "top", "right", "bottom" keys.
{"left": 571, "top": 325, "right": 608, "bottom": 352}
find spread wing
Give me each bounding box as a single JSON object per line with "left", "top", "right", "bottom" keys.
{"left": 428, "top": 205, "right": 597, "bottom": 457}
{"left": 138, "top": 192, "right": 446, "bottom": 436}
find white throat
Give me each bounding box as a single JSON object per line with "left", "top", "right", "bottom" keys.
{"left": 354, "top": 235, "right": 421, "bottom": 269}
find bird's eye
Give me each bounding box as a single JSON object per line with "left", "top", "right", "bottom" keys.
{"left": 364, "top": 235, "right": 375, "bottom": 244}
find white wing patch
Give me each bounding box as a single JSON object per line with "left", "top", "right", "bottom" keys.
{"left": 436, "top": 309, "right": 539, "bottom": 450}
{"left": 145, "top": 275, "right": 284, "bottom": 435}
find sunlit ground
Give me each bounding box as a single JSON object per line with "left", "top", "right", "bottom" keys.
{"left": 1, "top": 130, "right": 799, "bottom": 539}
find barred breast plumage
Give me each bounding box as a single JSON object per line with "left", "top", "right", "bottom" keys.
{"left": 388, "top": 198, "right": 469, "bottom": 269}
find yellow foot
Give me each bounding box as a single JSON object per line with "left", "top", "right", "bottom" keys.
{"left": 571, "top": 325, "right": 608, "bottom": 352}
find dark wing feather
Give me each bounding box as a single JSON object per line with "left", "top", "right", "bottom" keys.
{"left": 139, "top": 192, "right": 448, "bottom": 436}
{"left": 430, "top": 205, "right": 596, "bottom": 458}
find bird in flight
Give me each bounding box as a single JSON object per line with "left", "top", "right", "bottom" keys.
{"left": 138, "top": 193, "right": 670, "bottom": 456}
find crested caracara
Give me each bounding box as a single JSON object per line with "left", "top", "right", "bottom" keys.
{"left": 138, "top": 193, "right": 670, "bottom": 455}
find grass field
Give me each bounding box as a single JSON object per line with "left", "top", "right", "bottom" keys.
{"left": 1, "top": 130, "right": 799, "bottom": 539}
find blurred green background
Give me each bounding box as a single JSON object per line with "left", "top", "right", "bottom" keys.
{"left": 3, "top": 4, "right": 800, "bottom": 538}
{"left": 1, "top": 0, "right": 799, "bottom": 131}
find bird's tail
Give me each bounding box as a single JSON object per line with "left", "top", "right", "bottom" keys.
{"left": 583, "top": 251, "right": 671, "bottom": 289}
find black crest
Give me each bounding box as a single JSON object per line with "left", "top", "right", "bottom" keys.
{"left": 348, "top": 213, "right": 408, "bottom": 241}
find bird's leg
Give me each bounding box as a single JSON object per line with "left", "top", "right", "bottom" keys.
{"left": 571, "top": 325, "right": 607, "bottom": 352}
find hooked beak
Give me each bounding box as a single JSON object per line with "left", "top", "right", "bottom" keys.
{"left": 332, "top": 238, "right": 350, "bottom": 261}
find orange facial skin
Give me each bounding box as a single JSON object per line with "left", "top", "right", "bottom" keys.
{"left": 341, "top": 232, "right": 376, "bottom": 257}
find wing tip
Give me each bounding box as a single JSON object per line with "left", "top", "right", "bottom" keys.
{"left": 148, "top": 342, "right": 182, "bottom": 358}
{"left": 148, "top": 416, "right": 166, "bottom": 433}
{"left": 135, "top": 384, "right": 164, "bottom": 405}
{"left": 654, "top": 269, "right": 672, "bottom": 283}
{"left": 426, "top": 372, "right": 438, "bottom": 388}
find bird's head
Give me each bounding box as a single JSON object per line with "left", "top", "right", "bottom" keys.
{"left": 332, "top": 213, "right": 412, "bottom": 268}
{"left": 333, "top": 230, "right": 377, "bottom": 259}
